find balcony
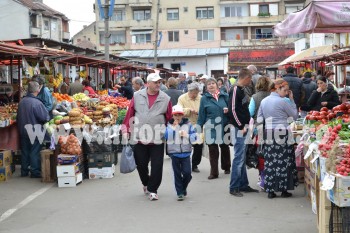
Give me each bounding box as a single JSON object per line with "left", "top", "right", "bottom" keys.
{"left": 220, "top": 15, "right": 285, "bottom": 27}
{"left": 63, "top": 32, "right": 70, "bottom": 40}
{"left": 30, "top": 27, "right": 41, "bottom": 37}
{"left": 129, "top": 19, "right": 153, "bottom": 30}
{"left": 129, "top": 0, "right": 152, "bottom": 7}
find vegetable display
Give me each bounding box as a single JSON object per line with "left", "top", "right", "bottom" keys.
{"left": 58, "top": 134, "right": 82, "bottom": 155}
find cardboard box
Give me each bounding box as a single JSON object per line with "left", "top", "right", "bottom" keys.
{"left": 0, "top": 149, "right": 12, "bottom": 167}
{"left": 89, "top": 164, "right": 115, "bottom": 179}
{"left": 88, "top": 152, "right": 115, "bottom": 168}
{"left": 57, "top": 154, "right": 80, "bottom": 165}
{"left": 318, "top": 189, "right": 332, "bottom": 233}
{"left": 319, "top": 157, "right": 327, "bottom": 183}
{"left": 0, "top": 165, "right": 12, "bottom": 182}
{"left": 58, "top": 172, "right": 83, "bottom": 188}
{"left": 327, "top": 175, "right": 350, "bottom": 207}
{"left": 56, "top": 163, "right": 80, "bottom": 177}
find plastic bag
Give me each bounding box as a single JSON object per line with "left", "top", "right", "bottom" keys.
{"left": 120, "top": 144, "right": 136, "bottom": 174}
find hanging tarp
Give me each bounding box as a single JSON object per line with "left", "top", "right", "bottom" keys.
{"left": 274, "top": 1, "right": 350, "bottom": 37}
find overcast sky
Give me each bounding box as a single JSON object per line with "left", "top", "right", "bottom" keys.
{"left": 43, "top": 0, "right": 96, "bottom": 38}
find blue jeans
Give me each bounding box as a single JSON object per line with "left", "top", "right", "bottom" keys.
{"left": 229, "top": 127, "right": 249, "bottom": 191}
{"left": 170, "top": 155, "right": 192, "bottom": 196}
{"left": 20, "top": 136, "right": 42, "bottom": 177}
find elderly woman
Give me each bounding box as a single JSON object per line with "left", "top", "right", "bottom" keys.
{"left": 257, "top": 79, "right": 299, "bottom": 199}
{"left": 178, "top": 83, "right": 202, "bottom": 172}
{"left": 197, "top": 78, "right": 231, "bottom": 179}
{"left": 307, "top": 76, "right": 340, "bottom": 111}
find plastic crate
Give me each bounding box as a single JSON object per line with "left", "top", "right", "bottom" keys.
{"left": 329, "top": 203, "right": 350, "bottom": 233}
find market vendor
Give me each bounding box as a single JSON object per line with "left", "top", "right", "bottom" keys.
{"left": 307, "top": 76, "right": 340, "bottom": 111}
{"left": 32, "top": 75, "right": 54, "bottom": 118}
{"left": 82, "top": 79, "right": 97, "bottom": 96}
{"left": 113, "top": 76, "right": 134, "bottom": 99}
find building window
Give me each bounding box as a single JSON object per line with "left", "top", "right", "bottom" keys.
{"left": 197, "top": 29, "right": 214, "bottom": 41}
{"left": 167, "top": 8, "right": 179, "bottom": 20}
{"left": 111, "top": 9, "right": 126, "bottom": 21}
{"left": 30, "top": 15, "right": 37, "bottom": 27}
{"left": 196, "top": 7, "right": 214, "bottom": 19}
{"left": 133, "top": 10, "right": 151, "bottom": 20}
{"left": 259, "top": 5, "right": 269, "bottom": 14}
{"left": 168, "top": 31, "right": 179, "bottom": 42}
{"left": 100, "top": 31, "right": 126, "bottom": 44}
{"left": 224, "top": 6, "right": 242, "bottom": 17}
{"left": 44, "top": 20, "right": 49, "bottom": 30}
{"left": 255, "top": 28, "right": 273, "bottom": 39}
{"left": 135, "top": 34, "right": 151, "bottom": 43}
{"left": 184, "top": 30, "right": 188, "bottom": 35}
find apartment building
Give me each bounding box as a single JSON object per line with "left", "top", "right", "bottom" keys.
{"left": 72, "top": 22, "right": 97, "bottom": 50}
{"left": 85, "top": 0, "right": 308, "bottom": 71}
{"left": 0, "top": 0, "right": 70, "bottom": 42}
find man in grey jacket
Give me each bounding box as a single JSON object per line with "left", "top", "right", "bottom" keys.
{"left": 68, "top": 77, "right": 83, "bottom": 95}
{"left": 122, "top": 73, "right": 172, "bottom": 201}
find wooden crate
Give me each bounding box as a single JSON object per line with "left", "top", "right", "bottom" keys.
{"left": 318, "top": 189, "right": 332, "bottom": 233}
{"left": 40, "top": 149, "right": 56, "bottom": 183}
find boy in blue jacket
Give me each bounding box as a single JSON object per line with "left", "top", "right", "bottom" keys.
{"left": 165, "top": 105, "right": 196, "bottom": 201}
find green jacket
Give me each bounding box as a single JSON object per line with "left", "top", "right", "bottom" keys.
{"left": 197, "top": 90, "right": 229, "bottom": 144}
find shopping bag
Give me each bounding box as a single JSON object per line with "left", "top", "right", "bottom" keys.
{"left": 120, "top": 144, "right": 136, "bottom": 174}
{"left": 246, "top": 136, "right": 259, "bottom": 169}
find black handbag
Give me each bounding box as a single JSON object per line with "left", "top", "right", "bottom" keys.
{"left": 246, "top": 135, "right": 259, "bottom": 169}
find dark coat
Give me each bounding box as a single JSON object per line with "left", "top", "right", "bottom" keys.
{"left": 301, "top": 78, "right": 317, "bottom": 110}
{"left": 307, "top": 89, "right": 340, "bottom": 111}
{"left": 119, "top": 81, "right": 134, "bottom": 100}
{"left": 197, "top": 91, "right": 229, "bottom": 144}
{"left": 283, "top": 73, "right": 304, "bottom": 107}
{"left": 164, "top": 88, "right": 183, "bottom": 106}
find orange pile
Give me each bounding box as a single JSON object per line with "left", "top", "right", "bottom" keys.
{"left": 52, "top": 92, "right": 73, "bottom": 102}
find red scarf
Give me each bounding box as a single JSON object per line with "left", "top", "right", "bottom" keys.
{"left": 210, "top": 90, "right": 220, "bottom": 101}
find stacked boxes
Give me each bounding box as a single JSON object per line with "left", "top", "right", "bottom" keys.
{"left": 88, "top": 152, "right": 115, "bottom": 179}
{"left": 56, "top": 154, "right": 83, "bottom": 187}
{"left": 0, "top": 149, "right": 12, "bottom": 182}
{"left": 40, "top": 149, "right": 55, "bottom": 183}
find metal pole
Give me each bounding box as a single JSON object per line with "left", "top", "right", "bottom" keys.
{"left": 153, "top": 0, "right": 160, "bottom": 68}
{"left": 104, "top": 0, "right": 110, "bottom": 89}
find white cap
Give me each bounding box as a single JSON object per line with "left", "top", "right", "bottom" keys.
{"left": 147, "top": 73, "right": 162, "bottom": 82}
{"left": 200, "top": 74, "right": 208, "bottom": 80}
{"left": 172, "top": 105, "right": 184, "bottom": 115}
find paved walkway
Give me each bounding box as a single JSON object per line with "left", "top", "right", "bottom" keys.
{"left": 0, "top": 154, "right": 317, "bottom": 233}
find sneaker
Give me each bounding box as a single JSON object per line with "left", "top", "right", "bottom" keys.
{"left": 184, "top": 190, "right": 187, "bottom": 197}
{"left": 240, "top": 186, "right": 259, "bottom": 193}
{"left": 149, "top": 193, "right": 159, "bottom": 201}
{"left": 143, "top": 186, "right": 149, "bottom": 195}
{"left": 268, "top": 192, "right": 277, "bottom": 199}
{"left": 230, "top": 189, "right": 243, "bottom": 197}
{"left": 177, "top": 195, "right": 184, "bottom": 201}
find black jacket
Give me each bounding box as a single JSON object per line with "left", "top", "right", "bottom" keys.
{"left": 307, "top": 89, "right": 340, "bottom": 111}
{"left": 301, "top": 78, "right": 317, "bottom": 109}
{"left": 228, "top": 85, "right": 250, "bottom": 130}
{"left": 120, "top": 81, "right": 134, "bottom": 100}
{"left": 164, "top": 88, "right": 183, "bottom": 106}
{"left": 283, "top": 73, "right": 304, "bottom": 108}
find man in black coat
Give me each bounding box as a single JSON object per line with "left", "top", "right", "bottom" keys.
{"left": 114, "top": 76, "right": 134, "bottom": 99}
{"left": 300, "top": 72, "right": 317, "bottom": 117}
{"left": 283, "top": 66, "right": 305, "bottom": 109}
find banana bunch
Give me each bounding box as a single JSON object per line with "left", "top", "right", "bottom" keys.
{"left": 52, "top": 73, "right": 63, "bottom": 88}
{"left": 83, "top": 115, "right": 93, "bottom": 124}
{"left": 79, "top": 70, "right": 87, "bottom": 78}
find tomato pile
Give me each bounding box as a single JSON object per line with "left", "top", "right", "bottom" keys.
{"left": 336, "top": 158, "right": 350, "bottom": 176}
{"left": 318, "top": 124, "right": 342, "bottom": 158}
{"left": 306, "top": 104, "right": 350, "bottom": 124}
{"left": 99, "top": 96, "right": 130, "bottom": 109}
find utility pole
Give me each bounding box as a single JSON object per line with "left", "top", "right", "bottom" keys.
{"left": 104, "top": 0, "right": 110, "bottom": 88}
{"left": 153, "top": 0, "right": 160, "bottom": 68}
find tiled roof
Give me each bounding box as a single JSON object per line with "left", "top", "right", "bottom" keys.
{"left": 120, "top": 48, "right": 229, "bottom": 58}
{"left": 16, "top": 0, "right": 69, "bottom": 20}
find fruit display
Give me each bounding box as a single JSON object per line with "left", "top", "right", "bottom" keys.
{"left": 72, "top": 93, "right": 90, "bottom": 102}
{"left": 99, "top": 96, "right": 130, "bottom": 109}
{"left": 79, "top": 70, "right": 87, "bottom": 78}
{"left": 49, "top": 73, "right": 63, "bottom": 88}
{"left": 52, "top": 93, "right": 73, "bottom": 102}
{"left": 97, "top": 90, "right": 108, "bottom": 96}
{"left": 68, "top": 108, "right": 85, "bottom": 126}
